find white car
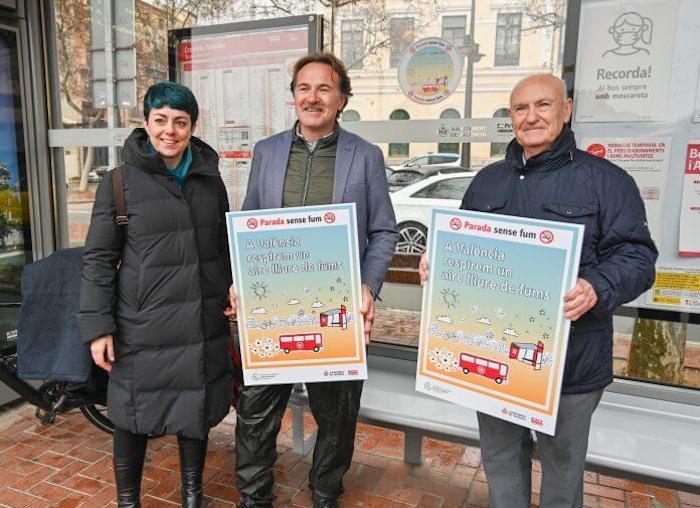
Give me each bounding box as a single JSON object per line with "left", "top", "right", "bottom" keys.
{"left": 390, "top": 172, "right": 474, "bottom": 254}
{"left": 389, "top": 152, "right": 461, "bottom": 171}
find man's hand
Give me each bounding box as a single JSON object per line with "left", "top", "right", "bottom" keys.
{"left": 90, "top": 335, "right": 115, "bottom": 372}
{"left": 223, "top": 284, "right": 237, "bottom": 318}
{"left": 419, "top": 253, "right": 429, "bottom": 286}
{"left": 360, "top": 284, "right": 375, "bottom": 345}
{"left": 563, "top": 278, "right": 598, "bottom": 321}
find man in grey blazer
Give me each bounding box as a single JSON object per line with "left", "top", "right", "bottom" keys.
{"left": 229, "top": 52, "right": 397, "bottom": 508}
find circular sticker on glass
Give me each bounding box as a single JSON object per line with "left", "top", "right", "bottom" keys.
{"left": 398, "top": 37, "right": 464, "bottom": 105}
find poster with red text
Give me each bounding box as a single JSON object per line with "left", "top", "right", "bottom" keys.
{"left": 582, "top": 137, "right": 670, "bottom": 245}
{"left": 227, "top": 204, "right": 367, "bottom": 385}
{"left": 416, "top": 209, "right": 583, "bottom": 435}
{"left": 679, "top": 141, "right": 700, "bottom": 256}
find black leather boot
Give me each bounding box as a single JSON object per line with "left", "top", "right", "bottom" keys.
{"left": 178, "top": 435, "right": 208, "bottom": 508}
{"left": 113, "top": 427, "right": 148, "bottom": 508}
{"left": 312, "top": 491, "right": 339, "bottom": 508}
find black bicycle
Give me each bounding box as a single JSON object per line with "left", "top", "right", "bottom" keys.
{"left": 0, "top": 346, "right": 113, "bottom": 433}
{"left": 0, "top": 327, "right": 114, "bottom": 434}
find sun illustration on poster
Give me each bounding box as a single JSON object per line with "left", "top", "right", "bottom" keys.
{"left": 251, "top": 281, "right": 269, "bottom": 300}
{"left": 441, "top": 288, "right": 459, "bottom": 308}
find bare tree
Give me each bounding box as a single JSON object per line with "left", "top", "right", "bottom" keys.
{"left": 54, "top": 0, "right": 234, "bottom": 191}
{"left": 521, "top": 0, "right": 567, "bottom": 69}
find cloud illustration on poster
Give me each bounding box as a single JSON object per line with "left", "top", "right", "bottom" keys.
{"left": 311, "top": 300, "right": 325, "bottom": 308}
{"left": 436, "top": 315, "right": 453, "bottom": 324}
{"left": 477, "top": 317, "right": 491, "bottom": 325}
{"left": 251, "top": 307, "right": 267, "bottom": 314}
{"left": 503, "top": 327, "right": 518, "bottom": 337}
{"left": 287, "top": 298, "right": 301, "bottom": 305}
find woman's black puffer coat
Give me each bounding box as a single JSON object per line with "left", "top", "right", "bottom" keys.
{"left": 77, "top": 128, "right": 232, "bottom": 439}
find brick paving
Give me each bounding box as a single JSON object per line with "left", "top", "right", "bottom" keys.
{"left": 0, "top": 404, "right": 697, "bottom": 507}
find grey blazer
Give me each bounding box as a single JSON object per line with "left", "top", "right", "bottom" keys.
{"left": 242, "top": 126, "right": 398, "bottom": 295}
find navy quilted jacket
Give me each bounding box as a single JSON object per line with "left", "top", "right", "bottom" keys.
{"left": 461, "top": 127, "right": 658, "bottom": 394}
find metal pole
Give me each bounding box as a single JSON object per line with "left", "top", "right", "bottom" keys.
{"left": 461, "top": 0, "right": 477, "bottom": 169}
{"left": 104, "top": 0, "right": 117, "bottom": 167}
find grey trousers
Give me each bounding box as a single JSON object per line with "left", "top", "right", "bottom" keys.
{"left": 235, "top": 380, "right": 363, "bottom": 507}
{"left": 477, "top": 389, "right": 603, "bottom": 508}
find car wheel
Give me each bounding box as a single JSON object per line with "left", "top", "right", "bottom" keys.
{"left": 396, "top": 222, "right": 427, "bottom": 254}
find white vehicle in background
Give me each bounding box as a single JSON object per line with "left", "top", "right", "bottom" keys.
{"left": 389, "top": 152, "right": 461, "bottom": 170}
{"left": 390, "top": 172, "right": 475, "bottom": 254}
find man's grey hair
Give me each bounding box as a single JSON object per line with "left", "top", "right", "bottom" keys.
{"left": 511, "top": 73, "right": 568, "bottom": 102}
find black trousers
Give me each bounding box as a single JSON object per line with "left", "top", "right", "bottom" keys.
{"left": 235, "top": 380, "right": 363, "bottom": 506}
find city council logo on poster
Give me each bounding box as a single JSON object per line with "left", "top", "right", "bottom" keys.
{"left": 398, "top": 37, "right": 463, "bottom": 105}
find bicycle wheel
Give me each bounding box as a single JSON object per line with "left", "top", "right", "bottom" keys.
{"left": 80, "top": 404, "right": 114, "bottom": 434}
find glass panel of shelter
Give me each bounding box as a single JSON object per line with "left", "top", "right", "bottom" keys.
{"left": 46, "top": 0, "right": 699, "bottom": 392}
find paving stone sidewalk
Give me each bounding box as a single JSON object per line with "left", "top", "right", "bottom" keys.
{"left": 0, "top": 403, "right": 698, "bottom": 507}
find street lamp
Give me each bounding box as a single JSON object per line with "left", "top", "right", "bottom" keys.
{"left": 458, "top": 0, "right": 484, "bottom": 169}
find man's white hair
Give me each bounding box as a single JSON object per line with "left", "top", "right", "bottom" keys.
{"left": 510, "top": 73, "right": 568, "bottom": 102}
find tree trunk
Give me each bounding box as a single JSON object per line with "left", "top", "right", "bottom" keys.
{"left": 627, "top": 318, "right": 687, "bottom": 384}
{"left": 79, "top": 146, "right": 95, "bottom": 192}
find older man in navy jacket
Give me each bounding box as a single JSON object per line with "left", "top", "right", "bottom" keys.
{"left": 421, "top": 73, "right": 657, "bottom": 507}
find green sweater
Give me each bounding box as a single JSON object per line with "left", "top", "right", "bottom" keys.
{"left": 282, "top": 128, "right": 338, "bottom": 207}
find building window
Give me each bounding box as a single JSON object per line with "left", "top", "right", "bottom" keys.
{"left": 490, "top": 107, "right": 510, "bottom": 157}
{"left": 438, "top": 108, "right": 460, "bottom": 154}
{"left": 389, "top": 109, "right": 410, "bottom": 157}
{"left": 389, "top": 17, "right": 415, "bottom": 68}
{"left": 341, "top": 20, "right": 364, "bottom": 70}
{"left": 341, "top": 109, "right": 360, "bottom": 121}
{"left": 495, "top": 13, "right": 522, "bottom": 66}
{"left": 442, "top": 15, "right": 467, "bottom": 49}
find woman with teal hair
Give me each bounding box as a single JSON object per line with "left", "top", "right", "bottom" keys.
{"left": 78, "top": 81, "right": 233, "bottom": 507}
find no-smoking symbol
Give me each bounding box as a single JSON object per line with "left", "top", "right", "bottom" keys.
{"left": 324, "top": 212, "right": 336, "bottom": 224}
{"left": 449, "top": 218, "right": 462, "bottom": 230}
{"left": 539, "top": 230, "right": 554, "bottom": 244}
{"left": 247, "top": 218, "right": 258, "bottom": 229}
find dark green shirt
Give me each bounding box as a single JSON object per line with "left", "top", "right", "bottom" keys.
{"left": 282, "top": 125, "right": 338, "bottom": 207}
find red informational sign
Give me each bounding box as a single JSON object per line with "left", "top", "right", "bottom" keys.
{"left": 178, "top": 30, "right": 307, "bottom": 62}
{"left": 685, "top": 144, "right": 700, "bottom": 174}
{"left": 586, "top": 143, "right": 606, "bottom": 158}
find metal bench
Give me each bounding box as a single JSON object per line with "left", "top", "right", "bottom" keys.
{"left": 289, "top": 352, "right": 700, "bottom": 493}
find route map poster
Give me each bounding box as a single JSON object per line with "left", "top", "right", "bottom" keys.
{"left": 416, "top": 209, "right": 583, "bottom": 435}
{"left": 173, "top": 22, "right": 312, "bottom": 211}
{"left": 227, "top": 204, "right": 366, "bottom": 385}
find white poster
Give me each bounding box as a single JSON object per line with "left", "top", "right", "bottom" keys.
{"left": 177, "top": 28, "right": 308, "bottom": 210}
{"left": 679, "top": 141, "right": 700, "bottom": 256}
{"left": 574, "top": 0, "right": 676, "bottom": 122}
{"left": 581, "top": 137, "right": 670, "bottom": 244}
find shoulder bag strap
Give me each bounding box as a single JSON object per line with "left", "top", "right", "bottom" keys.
{"left": 112, "top": 166, "right": 129, "bottom": 226}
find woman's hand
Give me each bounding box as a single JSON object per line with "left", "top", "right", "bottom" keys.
{"left": 223, "top": 284, "right": 237, "bottom": 318}
{"left": 90, "top": 335, "right": 115, "bottom": 372}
